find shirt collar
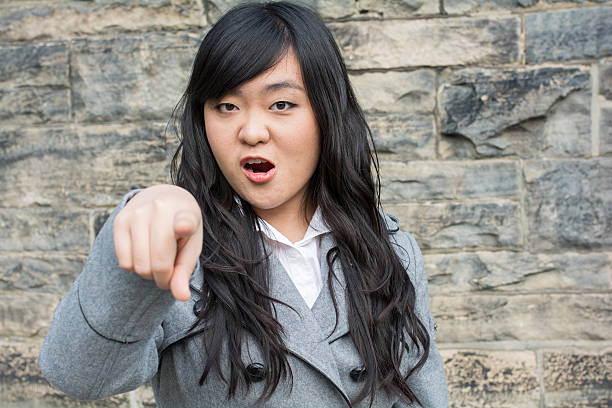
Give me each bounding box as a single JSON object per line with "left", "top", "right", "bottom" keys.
{"left": 257, "top": 207, "right": 330, "bottom": 246}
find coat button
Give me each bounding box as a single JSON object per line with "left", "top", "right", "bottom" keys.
{"left": 246, "top": 363, "right": 265, "bottom": 382}
{"left": 193, "top": 299, "right": 203, "bottom": 316}
{"left": 350, "top": 366, "right": 367, "bottom": 382}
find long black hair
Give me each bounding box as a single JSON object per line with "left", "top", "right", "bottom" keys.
{"left": 170, "top": 2, "right": 430, "bottom": 405}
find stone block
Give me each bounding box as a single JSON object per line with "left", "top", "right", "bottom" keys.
{"left": 71, "top": 33, "right": 198, "bottom": 122}
{"left": 0, "top": 124, "right": 172, "bottom": 208}
{"left": 367, "top": 114, "right": 436, "bottom": 158}
{"left": 424, "top": 251, "right": 611, "bottom": 295}
{"left": 379, "top": 160, "right": 519, "bottom": 202}
{"left": 439, "top": 66, "right": 591, "bottom": 159}
{"left": 0, "top": 292, "right": 59, "bottom": 337}
{"left": 351, "top": 70, "right": 436, "bottom": 115}
{"left": 441, "top": 350, "right": 539, "bottom": 408}
{"left": 601, "top": 61, "right": 612, "bottom": 100}
{"left": 330, "top": 17, "right": 519, "bottom": 69}
{"left": 542, "top": 349, "right": 612, "bottom": 408}
{"left": 0, "top": 43, "right": 68, "bottom": 87}
{"left": 524, "top": 158, "right": 612, "bottom": 250}
{"left": 432, "top": 293, "right": 612, "bottom": 342}
{"left": 0, "top": 88, "right": 69, "bottom": 125}
{"left": 93, "top": 208, "right": 114, "bottom": 241}
{"left": 0, "top": 208, "right": 89, "bottom": 252}
{"left": 386, "top": 201, "right": 521, "bottom": 250}
{"left": 526, "top": 7, "right": 612, "bottom": 63}
{"left": 0, "top": 254, "right": 85, "bottom": 294}
{"left": 0, "top": 3, "right": 204, "bottom": 42}
{"left": 601, "top": 106, "right": 612, "bottom": 154}
{"left": 355, "top": 0, "right": 439, "bottom": 17}
{"left": 206, "top": 0, "right": 354, "bottom": 21}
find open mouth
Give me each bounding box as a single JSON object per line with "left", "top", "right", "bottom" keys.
{"left": 243, "top": 158, "right": 275, "bottom": 173}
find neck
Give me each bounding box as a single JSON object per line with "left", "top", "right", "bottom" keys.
{"left": 255, "top": 202, "right": 315, "bottom": 243}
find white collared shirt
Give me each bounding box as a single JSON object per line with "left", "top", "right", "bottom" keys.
{"left": 257, "top": 208, "right": 330, "bottom": 308}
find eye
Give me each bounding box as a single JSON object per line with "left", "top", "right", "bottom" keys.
{"left": 270, "top": 101, "right": 296, "bottom": 112}
{"left": 216, "top": 103, "right": 238, "bottom": 113}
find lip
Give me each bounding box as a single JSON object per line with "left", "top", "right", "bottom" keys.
{"left": 240, "top": 155, "right": 276, "bottom": 183}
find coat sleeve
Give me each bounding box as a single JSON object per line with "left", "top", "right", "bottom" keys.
{"left": 38, "top": 190, "right": 178, "bottom": 400}
{"left": 393, "top": 231, "right": 449, "bottom": 408}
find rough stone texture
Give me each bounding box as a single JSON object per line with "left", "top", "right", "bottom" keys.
{"left": 424, "top": 251, "right": 612, "bottom": 295}
{"left": 524, "top": 158, "right": 612, "bottom": 250}
{"left": 0, "top": 124, "right": 172, "bottom": 208}
{"left": 432, "top": 293, "right": 612, "bottom": 342}
{"left": 206, "top": 0, "right": 354, "bottom": 21}
{"left": 542, "top": 349, "right": 612, "bottom": 408}
{"left": 0, "top": 43, "right": 68, "bottom": 87}
{"left": 439, "top": 66, "right": 591, "bottom": 158}
{"left": 0, "top": 255, "right": 86, "bottom": 294}
{"left": 387, "top": 201, "right": 521, "bottom": 250}
{"left": 601, "top": 106, "right": 612, "bottom": 154}
{"left": 441, "top": 350, "right": 539, "bottom": 408}
{"left": 0, "top": 209, "right": 89, "bottom": 252}
{"left": 0, "top": 292, "right": 59, "bottom": 337}
{"left": 355, "top": 0, "right": 439, "bottom": 17}
{"left": 444, "top": 0, "right": 612, "bottom": 13}
{"left": 0, "top": 88, "right": 70, "bottom": 125}
{"left": 330, "top": 17, "right": 520, "bottom": 69}
{"left": 72, "top": 33, "right": 197, "bottom": 123}
{"left": 601, "top": 61, "right": 612, "bottom": 100}
{"left": 379, "top": 160, "right": 519, "bottom": 202}
{"left": 0, "top": 2, "right": 205, "bottom": 41}
{"left": 526, "top": 7, "right": 612, "bottom": 63}
{"left": 367, "top": 114, "right": 436, "bottom": 158}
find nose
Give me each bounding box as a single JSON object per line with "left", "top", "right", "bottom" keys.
{"left": 238, "top": 111, "right": 270, "bottom": 146}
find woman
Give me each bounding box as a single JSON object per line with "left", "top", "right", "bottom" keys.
{"left": 39, "top": 2, "right": 448, "bottom": 407}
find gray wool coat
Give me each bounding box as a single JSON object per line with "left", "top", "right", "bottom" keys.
{"left": 39, "top": 191, "right": 449, "bottom": 407}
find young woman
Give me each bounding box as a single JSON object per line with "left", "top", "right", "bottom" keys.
{"left": 39, "top": 2, "right": 448, "bottom": 407}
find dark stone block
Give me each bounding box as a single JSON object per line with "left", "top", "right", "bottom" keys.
{"left": 600, "top": 61, "right": 612, "bottom": 100}
{"left": 526, "top": 7, "right": 612, "bottom": 63}
{"left": 0, "top": 255, "right": 85, "bottom": 294}
{"left": 368, "top": 114, "right": 435, "bottom": 158}
{"left": 0, "top": 43, "right": 68, "bottom": 87}
{"left": 0, "top": 88, "right": 69, "bottom": 124}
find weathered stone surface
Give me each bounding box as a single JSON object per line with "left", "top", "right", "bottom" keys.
{"left": 0, "top": 43, "right": 68, "bottom": 87}
{"left": 601, "top": 61, "right": 612, "bottom": 100}
{"left": 543, "top": 349, "right": 612, "bottom": 408}
{"left": 330, "top": 17, "right": 519, "bottom": 69}
{"left": 441, "top": 350, "right": 539, "bottom": 408}
{"left": 601, "top": 106, "right": 612, "bottom": 154}
{"left": 524, "top": 158, "right": 612, "bottom": 250}
{"left": 355, "top": 0, "right": 439, "bottom": 17}
{"left": 72, "top": 33, "right": 197, "bottom": 122}
{"left": 0, "top": 255, "right": 85, "bottom": 294}
{"left": 386, "top": 201, "right": 521, "bottom": 250}
{"left": 367, "top": 114, "right": 435, "bottom": 158}
{"left": 432, "top": 293, "right": 612, "bottom": 342}
{"left": 0, "top": 292, "right": 59, "bottom": 337}
{"left": 0, "top": 88, "right": 69, "bottom": 125}
{"left": 351, "top": 70, "right": 435, "bottom": 115}
{"left": 0, "top": 209, "right": 89, "bottom": 252}
{"left": 439, "top": 66, "right": 591, "bottom": 158}
{"left": 93, "top": 208, "right": 114, "bottom": 242}
{"left": 424, "top": 251, "right": 611, "bottom": 295}
{"left": 0, "top": 3, "right": 205, "bottom": 41}
{"left": 206, "top": 0, "right": 354, "bottom": 21}
{"left": 380, "top": 160, "right": 519, "bottom": 201}
{"left": 526, "top": 7, "right": 612, "bottom": 63}
{"left": 444, "top": 0, "right": 611, "bottom": 13}
{"left": 0, "top": 124, "right": 172, "bottom": 208}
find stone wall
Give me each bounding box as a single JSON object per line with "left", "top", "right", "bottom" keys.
{"left": 0, "top": 0, "right": 610, "bottom": 407}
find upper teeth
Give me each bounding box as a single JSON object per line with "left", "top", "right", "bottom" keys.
{"left": 247, "top": 159, "right": 267, "bottom": 164}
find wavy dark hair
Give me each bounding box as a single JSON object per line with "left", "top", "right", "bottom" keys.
{"left": 170, "top": 1, "right": 430, "bottom": 406}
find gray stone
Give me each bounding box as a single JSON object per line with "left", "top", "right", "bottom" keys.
{"left": 206, "top": 0, "right": 354, "bottom": 21}
{"left": 330, "top": 17, "right": 519, "bottom": 70}
{"left": 444, "top": 0, "right": 523, "bottom": 14}
{"left": 0, "top": 124, "right": 172, "bottom": 208}
{"left": 72, "top": 34, "right": 198, "bottom": 123}
{"left": 432, "top": 293, "right": 612, "bottom": 342}
{"left": 439, "top": 66, "right": 591, "bottom": 159}
{"left": 526, "top": 7, "right": 612, "bottom": 63}
{"left": 601, "top": 106, "right": 612, "bottom": 154}
{"left": 0, "top": 292, "right": 59, "bottom": 337}
{"left": 0, "top": 43, "right": 68, "bottom": 87}
{"left": 424, "top": 251, "right": 611, "bottom": 295}
{"left": 0, "top": 3, "right": 204, "bottom": 42}
{"left": 351, "top": 70, "right": 436, "bottom": 115}
{"left": 0, "top": 88, "right": 69, "bottom": 125}
{"left": 379, "top": 160, "right": 519, "bottom": 202}
{"left": 368, "top": 114, "right": 436, "bottom": 158}
{"left": 0, "top": 208, "right": 89, "bottom": 252}
{"left": 93, "top": 208, "right": 114, "bottom": 241}
{"left": 386, "top": 201, "right": 521, "bottom": 250}
{"left": 355, "top": 0, "right": 439, "bottom": 17}
{"left": 543, "top": 349, "right": 612, "bottom": 408}
{"left": 0, "top": 254, "right": 86, "bottom": 294}
{"left": 441, "top": 350, "right": 539, "bottom": 408}
{"left": 524, "top": 158, "right": 612, "bottom": 250}
{"left": 601, "top": 61, "right": 612, "bottom": 100}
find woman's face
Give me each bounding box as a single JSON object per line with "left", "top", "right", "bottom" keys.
{"left": 204, "top": 48, "right": 320, "bottom": 225}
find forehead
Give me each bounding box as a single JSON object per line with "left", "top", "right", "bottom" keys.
{"left": 237, "top": 48, "right": 305, "bottom": 92}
